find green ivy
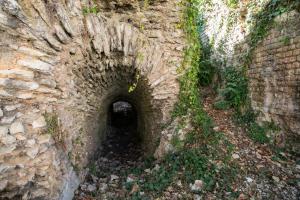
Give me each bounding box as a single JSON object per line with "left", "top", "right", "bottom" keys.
{"left": 244, "top": 0, "right": 300, "bottom": 64}
{"left": 173, "top": 0, "right": 214, "bottom": 137}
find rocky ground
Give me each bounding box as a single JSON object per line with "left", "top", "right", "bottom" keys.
{"left": 202, "top": 96, "right": 299, "bottom": 200}
{"left": 74, "top": 95, "right": 299, "bottom": 200}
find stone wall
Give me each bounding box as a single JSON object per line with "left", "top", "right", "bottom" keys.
{"left": 0, "top": 0, "right": 185, "bottom": 199}
{"left": 249, "top": 11, "right": 300, "bottom": 140}
{"left": 199, "top": 1, "right": 300, "bottom": 142}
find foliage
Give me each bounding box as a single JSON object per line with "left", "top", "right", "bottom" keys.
{"left": 44, "top": 112, "right": 64, "bottom": 144}
{"left": 216, "top": 66, "right": 248, "bottom": 110}
{"left": 128, "top": 72, "right": 140, "bottom": 93}
{"left": 244, "top": 0, "right": 300, "bottom": 64}
{"left": 173, "top": 0, "right": 214, "bottom": 138}
{"left": 83, "top": 6, "right": 98, "bottom": 15}
{"left": 234, "top": 110, "right": 280, "bottom": 144}
{"left": 126, "top": 142, "right": 239, "bottom": 198}
{"left": 197, "top": 43, "right": 219, "bottom": 87}
{"left": 226, "top": 0, "right": 239, "bottom": 9}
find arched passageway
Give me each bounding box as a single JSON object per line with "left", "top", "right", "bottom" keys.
{"left": 103, "top": 100, "right": 141, "bottom": 158}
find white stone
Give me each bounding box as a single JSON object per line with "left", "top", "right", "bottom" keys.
{"left": 0, "top": 78, "right": 39, "bottom": 90}
{"left": 87, "top": 184, "right": 96, "bottom": 192}
{"left": 0, "top": 164, "right": 14, "bottom": 173}
{"left": 0, "top": 89, "right": 12, "bottom": 97}
{"left": 18, "top": 46, "right": 46, "bottom": 57}
{"left": 0, "top": 126, "right": 8, "bottom": 137}
{"left": 32, "top": 116, "right": 47, "bottom": 129}
{"left": 110, "top": 175, "right": 119, "bottom": 181}
{"left": 190, "top": 180, "right": 203, "bottom": 192}
{"left": 18, "top": 58, "right": 52, "bottom": 72}
{"left": 0, "top": 115, "right": 15, "bottom": 124}
{"left": 37, "top": 134, "right": 51, "bottom": 144}
{"left": 16, "top": 92, "right": 33, "bottom": 99}
{"left": 0, "top": 69, "right": 34, "bottom": 79}
{"left": 232, "top": 153, "right": 240, "bottom": 159}
{"left": 15, "top": 133, "right": 26, "bottom": 141}
{"left": 99, "top": 183, "right": 108, "bottom": 193}
{"left": 272, "top": 176, "right": 280, "bottom": 182}
{"left": 1, "top": 135, "right": 16, "bottom": 145}
{"left": 26, "top": 146, "right": 39, "bottom": 159}
{"left": 26, "top": 139, "right": 36, "bottom": 147}
{"left": 246, "top": 177, "right": 253, "bottom": 183}
{"left": 39, "top": 79, "right": 57, "bottom": 88}
{"left": 0, "top": 109, "right": 3, "bottom": 117}
{"left": 4, "top": 104, "right": 22, "bottom": 111}
{"left": 0, "top": 145, "right": 16, "bottom": 155}
{"left": 0, "top": 180, "right": 8, "bottom": 191}
{"left": 9, "top": 121, "right": 25, "bottom": 134}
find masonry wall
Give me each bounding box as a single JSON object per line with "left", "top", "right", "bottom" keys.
{"left": 249, "top": 11, "right": 300, "bottom": 140}
{"left": 199, "top": 1, "right": 300, "bottom": 142}
{"left": 0, "top": 0, "right": 185, "bottom": 199}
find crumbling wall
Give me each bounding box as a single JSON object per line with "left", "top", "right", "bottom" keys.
{"left": 0, "top": 0, "right": 184, "bottom": 199}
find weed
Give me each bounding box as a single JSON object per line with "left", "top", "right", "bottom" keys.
{"left": 89, "top": 162, "right": 97, "bottom": 176}
{"left": 280, "top": 35, "right": 291, "bottom": 45}
{"left": 226, "top": 0, "right": 239, "bottom": 9}
{"left": 170, "top": 134, "right": 184, "bottom": 150}
{"left": 83, "top": 6, "right": 98, "bottom": 15}
{"left": 44, "top": 112, "right": 64, "bottom": 144}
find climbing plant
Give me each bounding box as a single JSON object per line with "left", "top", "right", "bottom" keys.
{"left": 174, "top": 0, "right": 214, "bottom": 137}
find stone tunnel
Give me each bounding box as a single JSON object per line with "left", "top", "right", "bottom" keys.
{"left": 1, "top": 0, "right": 300, "bottom": 199}
{"left": 0, "top": 0, "right": 184, "bottom": 199}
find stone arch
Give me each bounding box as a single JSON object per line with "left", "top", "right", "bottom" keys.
{"left": 0, "top": 0, "right": 184, "bottom": 199}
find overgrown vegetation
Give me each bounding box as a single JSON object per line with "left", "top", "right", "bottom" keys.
{"left": 126, "top": 0, "right": 240, "bottom": 198}
{"left": 44, "top": 112, "right": 64, "bottom": 146}
{"left": 244, "top": 0, "right": 300, "bottom": 64}
{"left": 126, "top": 145, "right": 239, "bottom": 199}
{"left": 196, "top": 0, "right": 300, "bottom": 144}
{"left": 214, "top": 66, "right": 248, "bottom": 110}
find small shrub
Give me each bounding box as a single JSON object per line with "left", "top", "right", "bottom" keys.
{"left": 248, "top": 122, "right": 270, "bottom": 144}
{"left": 218, "top": 66, "right": 248, "bottom": 110}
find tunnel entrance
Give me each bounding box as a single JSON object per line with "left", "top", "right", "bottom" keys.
{"left": 104, "top": 100, "right": 141, "bottom": 156}
{"left": 75, "top": 100, "right": 145, "bottom": 199}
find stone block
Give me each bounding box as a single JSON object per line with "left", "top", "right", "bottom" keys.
{"left": 9, "top": 121, "right": 25, "bottom": 134}
{"left": 17, "top": 59, "right": 52, "bottom": 72}
{"left": 1, "top": 135, "right": 16, "bottom": 145}
{"left": 0, "top": 126, "right": 8, "bottom": 137}
{"left": 32, "top": 116, "right": 47, "bottom": 129}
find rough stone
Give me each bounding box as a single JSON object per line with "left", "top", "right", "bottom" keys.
{"left": 0, "top": 109, "right": 3, "bottom": 117}
{"left": 0, "top": 145, "right": 16, "bottom": 156}
{"left": 0, "top": 126, "right": 8, "bottom": 137}
{"left": 17, "top": 59, "right": 52, "bottom": 72}
{"left": 1, "top": 135, "right": 16, "bottom": 145}
{"left": 0, "top": 180, "right": 8, "bottom": 192}
{"left": 32, "top": 116, "right": 47, "bottom": 129}
{"left": 4, "top": 104, "right": 22, "bottom": 112}
{"left": 26, "top": 146, "right": 39, "bottom": 159}
{"left": 190, "top": 180, "right": 203, "bottom": 192}
{"left": 9, "top": 121, "right": 25, "bottom": 134}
